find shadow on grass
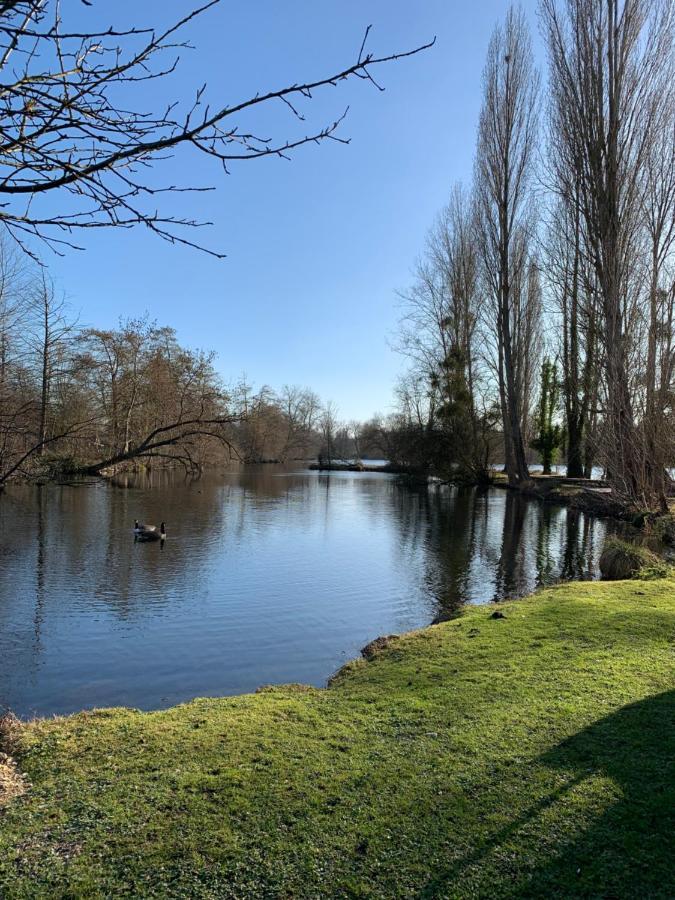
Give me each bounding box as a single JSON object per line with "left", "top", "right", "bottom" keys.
{"left": 422, "top": 690, "right": 675, "bottom": 898}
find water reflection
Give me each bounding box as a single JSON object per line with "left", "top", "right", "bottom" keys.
{"left": 0, "top": 468, "right": 626, "bottom": 717}
{"left": 390, "top": 484, "right": 617, "bottom": 610}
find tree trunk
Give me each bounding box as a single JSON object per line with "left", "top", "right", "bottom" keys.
{"left": 37, "top": 298, "right": 49, "bottom": 456}
{"left": 566, "top": 420, "right": 584, "bottom": 478}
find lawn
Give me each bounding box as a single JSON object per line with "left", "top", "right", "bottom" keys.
{"left": 1, "top": 579, "right": 674, "bottom": 898}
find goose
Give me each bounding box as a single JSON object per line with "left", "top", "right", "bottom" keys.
{"left": 134, "top": 520, "right": 166, "bottom": 541}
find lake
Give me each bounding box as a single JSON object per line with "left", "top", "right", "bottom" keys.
{"left": 0, "top": 466, "right": 627, "bottom": 718}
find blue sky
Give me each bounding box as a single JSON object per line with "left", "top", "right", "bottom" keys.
{"left": 44, "top": 0, "right": 542, "bottom": 421}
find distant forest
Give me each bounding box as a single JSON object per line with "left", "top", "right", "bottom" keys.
{"left": 0, "top": 248, "right": 391, "bottom": 485}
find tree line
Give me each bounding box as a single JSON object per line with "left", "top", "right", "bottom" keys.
{"left": 0, "top": 248, "right": 386, "bottom": 486}
{"left": 393, "top": 0, "right": 675, "bottom": 512}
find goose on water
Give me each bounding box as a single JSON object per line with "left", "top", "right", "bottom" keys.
{"left": 134, "top": 520, "right": 166, "bottom": 541}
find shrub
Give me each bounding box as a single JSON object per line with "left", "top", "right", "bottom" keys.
{"left": 652, "top": 514, "right": 675, "bottom": 545}
{"left": 599, "top": 538, "right": 670, "bottom": 581}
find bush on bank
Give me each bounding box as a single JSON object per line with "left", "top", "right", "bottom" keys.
{"left": 599, "top": 537, "right": 671, "bottom": 581}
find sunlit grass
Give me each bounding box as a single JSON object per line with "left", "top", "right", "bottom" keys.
{"left": 1, "top": 579, "right": 674, "bottom": 897}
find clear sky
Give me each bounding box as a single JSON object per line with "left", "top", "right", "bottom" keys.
{"left": 44, "top": 0, "right": 542, "bottom": 421}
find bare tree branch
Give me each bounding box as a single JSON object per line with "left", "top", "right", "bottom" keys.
{"left": 0, "top": 3, "right": 434, "bottom": 254}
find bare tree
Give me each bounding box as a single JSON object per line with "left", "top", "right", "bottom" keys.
{"left": 642, "top": 79, "right": 675, "bottom": 502}
{"left": 231, "top": 381, "right": 287, "bottom": 463}
{"left": 75, "top": 321, "right": 236, "bottom": 475}
{"left": 510, "top": 240, "right": 543, "bottom": 450}
{"left": 0, "top": 278, "right": 89, "bottom": 486}
{"left": 278, "top": 385, "right": 321, "bottom": 461}
{"left": 0, "top": 238, "right": 29, "bottom": 385}
{"left": 475, "top": 6, "right": 539, "bottom": 485}
{"left": 0, "top": 243, "right": 87, "bottom": 485}
{"left": 544, "top": 188, "right": 602, "bottom": 478}
{"left": 25, "top": 275, "right": 76, "bottom": 453}
{"left": 396, "top": 184, "right": 496, "bottom": 476}
{"left": 348, "top": 420, "right": 364, "bottom": 462}
{"left": 541, "top": 0, "right": 675, "bottom": 507}
{"left": 319, "top": 401, "right": 340, "bottom": 467}
{"left": 0, "top": 3, "right": 432, "bottom": 256}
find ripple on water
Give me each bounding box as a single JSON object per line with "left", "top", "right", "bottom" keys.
{"left": 0, "top": 467, "right": 626, "bottom": 717}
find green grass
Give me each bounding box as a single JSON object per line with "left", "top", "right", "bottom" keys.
{"left": 1, "top": 580, "right": 674, "bottom": 898}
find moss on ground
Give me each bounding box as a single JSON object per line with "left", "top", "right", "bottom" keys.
{"left": 1, "top": 580, "right": 674, "bottom": 898}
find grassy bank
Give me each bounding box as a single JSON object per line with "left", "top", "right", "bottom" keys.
{"left": 1, "top": 581, "right": 674, "bottom": 898}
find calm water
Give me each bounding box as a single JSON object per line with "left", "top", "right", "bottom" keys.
{"left": 0, "top": 466, "right": 626, "bottom": 718}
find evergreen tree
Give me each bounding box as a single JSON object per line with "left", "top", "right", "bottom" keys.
{"left": 531, "top": 359, "right": 562, "bottom": 475}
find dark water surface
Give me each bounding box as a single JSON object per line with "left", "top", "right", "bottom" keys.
{"left": 0, "top": 467, "right": 626, "bottom": 717}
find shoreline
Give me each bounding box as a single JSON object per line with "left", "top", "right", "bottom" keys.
{"left": 4, "top": 555, "right": 671, "bottom": 726}
{"left": 1, "top": 577, "right": 673, "bottom": 896}
{"left": 308, "top": 461, "right": 412, "bottom": 474}
{"left": 8, "top": 460, "right": 674, "bottom": 530}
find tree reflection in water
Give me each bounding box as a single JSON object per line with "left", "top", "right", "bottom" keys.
{"left": 0, "top": 468, "right": 630, "bottom": 717}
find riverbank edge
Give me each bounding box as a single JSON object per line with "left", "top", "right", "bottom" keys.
{"left": 11, "top": 460, "right": 675, "bottom": 540}
{"left": 1, "top": 577, "right": 674, "bottom": 896}
{"left": 308, "top": 462, "right": 675, "bottom": 532}
{"left": 469, "top": 471, "right": 675, "bottom": 536}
